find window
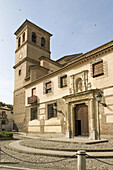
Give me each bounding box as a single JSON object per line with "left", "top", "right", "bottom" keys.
{"left": 23, "top": 32, "right": 25, "bottom": 42}
{"left": 19, "top": 69, "right": 21, "bottom": 76}
{"left": 61, "top": 75, "right": 67, "bottom": 88}
{"left": 43, "top": 81, "right": 52, "bottom": 94}
{"left": 48, "top": 103, "right": 57, "bottom": 119}
{"left": 31, "top": 107, "right": 37, "bottom": 120}
{"left": 18, "top": 37, "right": 21, "bottom": 47}
{"left": 93, "top": 61, "right": 104, "bottom": 78}
{"left": 2, "top": 120, "right": 6, "bottom": 125}
{"left": 58, "top": 75, "right": 67, "bottom": 88}
{"left": 45, "top": 81, "right": 52, "bottom": 93}
{"left": 2, "top": 111, "right": 7, "bottom": 118}
{"left": 32, "top": 32, "right": 36, "bottom": 43}
{"left": 41, "top": 37, "right": 45, "bottom": 47}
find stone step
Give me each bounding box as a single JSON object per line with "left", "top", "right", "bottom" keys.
{"left": 20, "top": 142, "right": 113, "bottom": 152}
{"left": 3, "top": 140, "right": 113, "bottom": 158}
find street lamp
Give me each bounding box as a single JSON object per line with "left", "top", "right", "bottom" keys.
{"left": 53, "top": 103, "right": 65, "bottom": 117}
{"left": 96, "top": 91, "right": 107, "bottom": 107}
{"left": 96, "top": 91, "right": 102, "bottom": 103}
{"left": 96, "top": 91, "right": 107, "bottom": 140}
{"left": 53, "top": 103, "right": 57, "bottom": 110}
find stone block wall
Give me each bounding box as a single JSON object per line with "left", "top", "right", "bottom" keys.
{"left": 13, "top": 88, "right": 28, "bottom": 132}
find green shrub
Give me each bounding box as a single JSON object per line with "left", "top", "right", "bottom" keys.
{"left": 0, "top": 131, "right": 13, "bottom": 138}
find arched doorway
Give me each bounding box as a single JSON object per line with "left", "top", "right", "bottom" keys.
{"left": 74, "top": 103, "right": 89, "bottom": 136}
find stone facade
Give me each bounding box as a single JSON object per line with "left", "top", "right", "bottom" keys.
{"left": 14, "top": 20, "right": 113, "bottom": 139}
{"left": 13, "top": 20, "right": 52, "bottom": 131}
{"left": 0, "top": 106, "right": 13, "bottom": 131}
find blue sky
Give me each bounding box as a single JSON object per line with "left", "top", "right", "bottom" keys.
{"left": 0, "top": 0, "right": 113, "bottom": 104}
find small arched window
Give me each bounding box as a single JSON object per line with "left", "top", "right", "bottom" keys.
{"left": 32, "top": 32, "right": 36, "bottom": 43}
{"left": 23, "top": 32, "right": 25, "bottom": 42}
{"left": 18, "top": 37, "right": 21, "bottom": 47}
{"left": 41, "top": 37, "right": 45, "bottom": 47}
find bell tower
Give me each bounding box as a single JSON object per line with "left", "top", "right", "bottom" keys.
{"left": 13, "top": 20, "right": 52, "bottom": 131}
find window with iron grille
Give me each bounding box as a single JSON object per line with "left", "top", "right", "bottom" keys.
{"left": 58, "top": 75, "right": 67, "bottom": 88}
{"left": 32, "top": 32, "right": 36, "bottom": 43}
{"left": 45, "top": 81, "right": 52, "bottom": 94}
{"left": 48, "top": 103, "right": 57, "bottom": 119}
{"left": 93, "top": 61, "right": 104, "bottom": 78}
{"left": 31, "top": 107, "right": 37, "bottom": 120}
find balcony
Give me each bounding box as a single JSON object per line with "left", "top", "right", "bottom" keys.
{"left": 28, "top": 95, "right": 37, "bottom": 104}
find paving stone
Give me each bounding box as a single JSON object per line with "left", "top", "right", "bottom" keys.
{"left": 0, "top": 133, "right": 113, "bottom": 169}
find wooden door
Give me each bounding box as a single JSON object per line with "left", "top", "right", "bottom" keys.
{"left": 75, "top": 104, "right": 89, "bottom": 136}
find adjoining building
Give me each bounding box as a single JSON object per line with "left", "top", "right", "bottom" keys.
{"left": 13, "top": 20, "right": 113, "bottom": 140}
{"left": 0, "top": 106, "right": 13, "bottom": 131}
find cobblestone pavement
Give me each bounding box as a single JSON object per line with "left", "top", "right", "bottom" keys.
{"left": 20, "top": 138, "right": 113, "bottom": 150}
{"left": 0, "top": 134, "right": 113, "bottom": 170}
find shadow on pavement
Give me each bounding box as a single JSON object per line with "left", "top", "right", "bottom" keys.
{"left": 0, "top": 162, "right": 19, "bottom": 164}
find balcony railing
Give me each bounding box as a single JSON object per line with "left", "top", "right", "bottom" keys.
{"left": 28, "top": 95, "right": 37, "bottom": 104}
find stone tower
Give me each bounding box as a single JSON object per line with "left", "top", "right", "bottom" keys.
{"left": 13, "top": 20, "right": 52, "bottom": 131}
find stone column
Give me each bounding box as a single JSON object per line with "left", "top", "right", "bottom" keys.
{"left": 96, "top": 100, "right": 100, "bottom": 140}
{"left": 66, "top": 102, "right": 71, "bottom": 138}
{"left": 69, "top": 75, "right": 74, "bottom": 94}
{"left": 71, "top": 104, "right": 75, "bottom": 138}
{"left": 89, "top": 98, "right": 96, "bottom": 140}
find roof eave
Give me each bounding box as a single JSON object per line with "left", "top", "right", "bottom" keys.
{"left": 14, "top": 19, "right": 53, "bottom": 37}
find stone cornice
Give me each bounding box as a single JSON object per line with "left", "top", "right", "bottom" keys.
{"left": 63, "top": 89, "right": 99, "bottom": 100}
{"left": 15, "top": 40, "right": 51, "bottom": 54}
{"left": 15, "top": 41, "right": 27, "bottom": 53}
{"left": 57, "top": 53, "right": 82, "bottom": 63}
{"left": 24, "top": 40, "right": 113, "bottom": 88}
{"left": 29, "top": 64, "right": 49, "bottom": 71}
{"left": 66, "top": 40, "right": 113, "bottom": 66}
{"left": 14, "top": 86, "right": 25, "bottom": 93}
{"left": 13, "top": 57, "right": 40, "bottom": 69}
{"left": 39, "top": 56, "right": 62, "bottom": 67}
{"left": 27, "top": 41, "right": 51, "bottom": 54}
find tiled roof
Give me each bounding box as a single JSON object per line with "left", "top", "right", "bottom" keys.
{"left": 0, "top": 106, "right": 12, "bottom": 111}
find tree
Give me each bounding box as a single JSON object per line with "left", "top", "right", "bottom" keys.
{"left": 0, "top": 102, "right": 13, "bottom": 110}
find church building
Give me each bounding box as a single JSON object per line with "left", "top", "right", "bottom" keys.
{"left": 13, "top": 20, "right": 113, "bottom": 140}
